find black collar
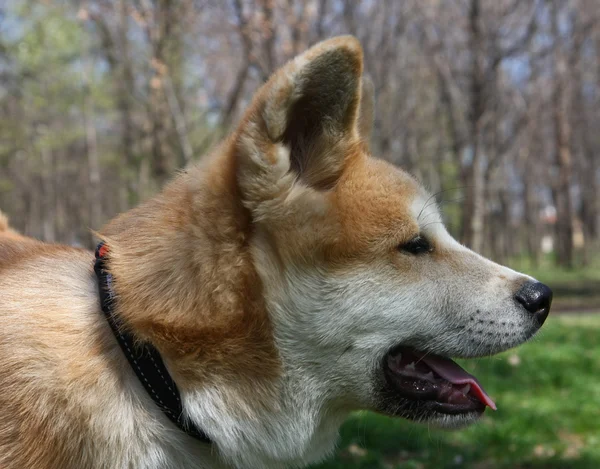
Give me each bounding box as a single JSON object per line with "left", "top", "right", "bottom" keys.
{"left": 94, "top": 242, "right": 211, "bottom": 443}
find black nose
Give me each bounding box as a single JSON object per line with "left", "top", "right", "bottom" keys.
{"left": 515, "top": 281, "right": 552, "bottom": 325}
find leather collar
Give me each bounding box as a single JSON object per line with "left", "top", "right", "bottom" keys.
{"left": 94, "top": 242, "right": 211, "bottom": 443}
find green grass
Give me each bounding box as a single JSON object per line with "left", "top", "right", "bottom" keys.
{"left": 312, "top": 314, "right": 600, "bottom": 469}
{"left": 507, "top": 252, "right": 600, "bottom": 284}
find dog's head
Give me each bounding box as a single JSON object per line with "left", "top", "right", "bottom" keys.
{"left": 233, "top": 35, "right": 551, "bottom": 431}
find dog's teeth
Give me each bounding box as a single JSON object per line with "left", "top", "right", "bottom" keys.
{"left": 406, "top": 362, "right": 416, "bottom": 371}
{"left": 460, "top": 384, "right": 471, "bottom": 394}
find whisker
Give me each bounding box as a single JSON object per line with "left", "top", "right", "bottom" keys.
{"left": 417, "top": 186, "right": 469, "bottom": 221}
{"left": 418, "top": 196, "right": 467, "bottom": 224}
{"left": 439, "top": 196, "right": 467, "bottom": 205}
{"left": 417, "top": 193, "right": 439, "bottom": 221}
{"left": 415, "top": 350, "right": 433, "bottom": 366}
{"left": 420, "top": 221, "right": 445, "bottom": 231}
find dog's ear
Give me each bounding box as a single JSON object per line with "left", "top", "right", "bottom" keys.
{"left": 358, "top": 76, "right": 375, "bottom": 143}
{"left": 235, "top": 36, "right": 364, "bottom": 204}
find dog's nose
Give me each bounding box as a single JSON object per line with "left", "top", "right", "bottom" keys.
{"left": 514, "top": 281, "right": 552, "bottom": 325}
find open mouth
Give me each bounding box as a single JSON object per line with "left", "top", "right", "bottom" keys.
{"left": 384, "top": 347, "right": 496, "bottom": 415}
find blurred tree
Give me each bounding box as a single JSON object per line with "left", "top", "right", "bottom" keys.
{"left": 0, "top": 0, "right": 597, "bottom": 268}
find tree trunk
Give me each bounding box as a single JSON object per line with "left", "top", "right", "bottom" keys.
{"left": 81, "top": 35, "right": 101, "bottom": 244}
{"left": 41, "top": 144, "right": 55, "bottom": 242}
{"left": 523, "top": 143, "right": 542, "bottom": 267}
{"left": 550, "top": 0, "right": 574, "bottom": 268}
{"left": 461, "top": 0, "right": 486, "bottom": 253}
{"left": 574, "top": 25, "right": 599, "bottom": 263}
{"left": 117, "top": 0, "right": 138, "bottom": 205}
{"left": 147, "top": 0, "right": 180, "bottom": 188}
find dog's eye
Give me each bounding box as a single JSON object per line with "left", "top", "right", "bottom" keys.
{"left": 399, "top": 236, "right": 432, "bottom": 255}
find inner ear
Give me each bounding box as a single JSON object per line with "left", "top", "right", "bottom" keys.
{"left": 280, "top": 46, "right": 363, "bottom": 189}
{"left": 282, "top": 93, "right": 345, "bottom": 190}
{"left": 236, "top": 36, "right": 364, "bottom": 203}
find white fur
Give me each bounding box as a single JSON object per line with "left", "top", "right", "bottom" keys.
{"left": 179, "top": 190, "right": 542, "bottom": 469}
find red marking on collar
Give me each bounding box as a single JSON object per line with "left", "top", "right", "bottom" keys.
{"left": 98, "top": 244, "right": 109, "bottom": 258}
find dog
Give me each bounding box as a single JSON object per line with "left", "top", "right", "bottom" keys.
{"left": 0, "top": 36, "right": 552, "bottom": 469}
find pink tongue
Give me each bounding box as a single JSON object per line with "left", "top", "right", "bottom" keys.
{"left": 421, "top": 355, "right": 497, "bottom": 410}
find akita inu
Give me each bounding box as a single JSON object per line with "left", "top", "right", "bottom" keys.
{"left": 0, "top": 36, "right": 551, "bottom": 469}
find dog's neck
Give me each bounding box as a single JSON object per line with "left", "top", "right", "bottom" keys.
{"left": 100, "top": 149, "right": 279, "bottom": 384}
{"left": 181, "top": 363, "right": 348, "bottom": 468}
{"left": 100, "top": 150, "right": 276, "bottom": 411}
{"left": 98, "top": 149, "right": 348, "bottom": 467}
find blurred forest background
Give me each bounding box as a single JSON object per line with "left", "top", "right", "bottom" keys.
{"left": 2, "top": 2, "right": 600, "bottom": 467}
{"left": 0, "top": 0, "right": 599, "bottom": 271}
